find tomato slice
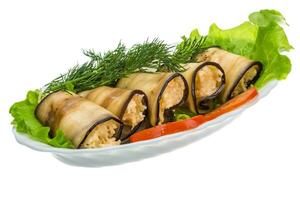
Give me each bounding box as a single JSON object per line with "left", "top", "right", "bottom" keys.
{"left": 130, "top": 87, "right": 258, "bottom": 143}
{"left": 205, "top": 87, "right": 258, "bottom": 121}
{"left": 129, "top": 116, "right": 206, "bottom": 143}
{"left": 129, "top": 125, "right": 164, "bottom": 143}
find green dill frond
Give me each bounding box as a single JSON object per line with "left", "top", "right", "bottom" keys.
{"left": 172, "top": 29, "right": 207, "bottom": 63}
{"left": 124, "top": 38, "right": 183, "bottom": 72}
{"left": 82, "top": 49, "right": 102, "bottom": 61}
{"left": 44, "top": 43, "right": 126, "bottom": 94}
{"left": 43, "top": 34, "right": 206, "bottom": 95}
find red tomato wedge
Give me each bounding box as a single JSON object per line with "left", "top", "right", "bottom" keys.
{"left": 130, "top": 87, "right": 258, "bottom": 143}
{"left": 205, "top": 87, "right": 258, "bottom": 121}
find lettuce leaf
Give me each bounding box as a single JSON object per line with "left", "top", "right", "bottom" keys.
{"left": 205, "top": 22, "right": 258, "bottom": 56}
{"left": 174, "top": 108, "right": 197, "bottom": 121}
{"left": 204, "top": 9, "right": 292, "bottom": 88}
{"left": 249, "top": 10, "right": 293, "bottom": 87}
{"left": 9, "top": 90, "right": 74, "bottom": 148}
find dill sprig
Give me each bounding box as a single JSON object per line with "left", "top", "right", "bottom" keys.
{"left": 44, "top": 39, "right": 184, "bottom": 94}
{"left": 43, "top": 33, "right": 206, "bottom": 95}
{"left": 44, "top": 43, "right": 126, "bottom": 94}
{"left": 124, "top": 38, "right": 181, "bottom": 72}
{"left": 172, "top": 29, "right": 207, "bottom": 63}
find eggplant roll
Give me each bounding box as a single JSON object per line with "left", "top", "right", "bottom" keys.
{"left": 35, "top": 91, "right": 123, "bottom": 148}
{"left": 196, "top": 47, "right": 262, "bottom": 102}
{"left": 79, "top": 86, "right": 148, "bottom": 139}
{"left": 181, "top": 62, "right": 225, "bottom": 114}
{"left": 117, "top": 73, "right": 188, "bottom": 126}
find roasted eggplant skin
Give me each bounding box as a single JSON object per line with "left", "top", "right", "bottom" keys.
{"left": 117, "top": 73, "right": 188, "bottom": 126}
{"left": 117, "top": 89, "right": 148, "bottom": 139}
{"left": 79, "top": 116, "right": 122, "bottom": 148}
{"left": 226, "top": 61, "right": 262, "bottom": 99}
{"left": 79, "top": 87, "right": 148, "bottom": 140}
{"left": 196, "top": 47, "right": 262, "bottom": 102}
{"left": 35, "top": 91, "right": 123, "bottom": 148}
{"left": 156, "top": 73, "right": 188, "bottom": 124}
{"left": 182, "top": 62, "right": 225, "bottom": 114}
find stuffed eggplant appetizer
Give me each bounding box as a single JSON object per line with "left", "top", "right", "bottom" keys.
{"left": 117, "top": 73, "right": 188, "bottom": 126}
{"left": 196, "top": 47, "right": 262, "bottom": 102}
{"left": 35, "top": 91, "right": 123, "bottom": 148}
{"left": 79, "top": 86, "right": 148, "bottom": 140}
{"left": 10, "top": 9, "right": 292, "bottom": 149}
{"left": 181, "top": 62, "right": 225, "bottom": 114}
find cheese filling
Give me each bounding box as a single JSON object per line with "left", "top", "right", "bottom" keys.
{"left": 159, "top": 77, "right": 185, "bottom": 124}
{"left": 231, "top": 65, "right": 259, "bottom": 98}
{"left": 122, "top": 94, "right": 146, "bottom": 129}
{"left": 195, "top": 65, "right": 223, "bottom": 100}
{"left": 80, "top": 119, "right": 120, "bottom": 148}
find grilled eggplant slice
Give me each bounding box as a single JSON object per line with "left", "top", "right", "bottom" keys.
{"left": 35, "top": 91, "right": 123, "bottom": 148}
{"left": 117, "top": 73, "right": 188, "bottom": 126}
{"left": 79, "top": 86, "right": 148, "bottom": 140}
{"left": 181, "top": 62, "right": 225, "bottom": 114}
{"left": 196, "top": 47, "right": 262, "bottom": 102}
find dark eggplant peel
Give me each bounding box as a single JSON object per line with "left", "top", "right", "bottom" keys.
{"left": 117, "top": 72, "right": 188, "bottom": 126}
{"left": 79, "top": 86, "right": 148, "bottom": 140}
{"left": 196, "top": 47, "right": 262, "bottom": 102}
{"left": 35, "top": 91, "right": 123, "bottom": 148}
{"left": 181, "top": 61, "right": 225, "bottom": 114}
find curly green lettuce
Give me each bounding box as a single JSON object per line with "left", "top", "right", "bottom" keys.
{"left": 9, "top": 90, "right": 74, "bottom": 148}
{"left": 204, "top": 9, "right": 293, "bottom": 88}
{"left": 173, "top": 9, "right": 292, "bottom": 119}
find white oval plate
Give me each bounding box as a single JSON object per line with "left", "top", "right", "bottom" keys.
{"left": 13, "top": 81, "right": 277, "bottom": 167}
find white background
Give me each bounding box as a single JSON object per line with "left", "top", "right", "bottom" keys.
{"left": 0, "top": 0, "right": 299, "bottom": 199}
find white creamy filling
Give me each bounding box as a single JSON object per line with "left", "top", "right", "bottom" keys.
{"left": 122, "top": 94, "right": 146, "bottom": 129}
{"left": 231, "top": 65, "right": 259, "bottom": 98}
{"left": 80, "top": 119, "right": 120, "bottom": 148}
{"left": 158, "top": 77, "right": 185, "bottom": 124}
{"left": 195, "top": 65, "right": 223, "bottom": 100}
